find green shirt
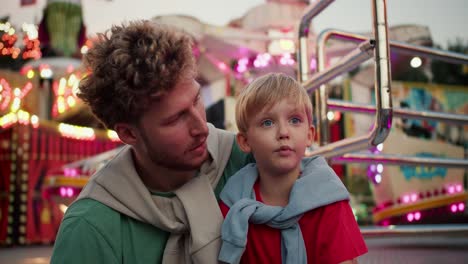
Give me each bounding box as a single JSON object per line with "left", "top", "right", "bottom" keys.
{"left": 50, "top": 141, "right": 253, "bottom": 264}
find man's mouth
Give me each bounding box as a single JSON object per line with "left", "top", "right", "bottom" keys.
{"left": 189, "top": 138, "right": 207, "bottom": 152}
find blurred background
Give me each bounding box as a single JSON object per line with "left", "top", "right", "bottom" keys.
{"left": 0, "top": 0, "right": 467, "bottom": 263}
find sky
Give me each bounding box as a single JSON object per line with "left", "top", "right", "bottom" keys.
{"left": 2, "top": 0, "right": 467, "bottom": 48}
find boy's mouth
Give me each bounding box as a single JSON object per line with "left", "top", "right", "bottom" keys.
{"left": 275, "top": 145, "right": 294, "bottom": 153}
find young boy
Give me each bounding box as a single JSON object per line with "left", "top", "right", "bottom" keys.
{"left": 218, "top": 73, "right": 367, "bottom": 264}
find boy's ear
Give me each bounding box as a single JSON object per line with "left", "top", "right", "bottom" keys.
{"left": 114, "top": 123, "right": 138, "bottom": 145}
{"left": 306, "top": 125, "right": 315, "bottom": 147}
{"left": 236, "top": 132, "right": 252, "bottom": 153}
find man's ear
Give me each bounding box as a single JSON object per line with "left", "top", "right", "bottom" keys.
{"left": 306, "top": 125, "right": 315, "bottom": 147}
{"left": 236, "top": 132, "right": 252, "bottom": 153}
{"left": 114, "top": 123, "right": 138, "bottom": 145}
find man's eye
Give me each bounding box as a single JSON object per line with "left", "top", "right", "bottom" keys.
{"left": 261, "top": 119, "right": 273, "bottom": 127}
{"left": 290, "top": 117, "right": 302, "bottom": 124}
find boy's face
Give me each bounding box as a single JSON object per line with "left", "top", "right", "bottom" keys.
{"left": 237, "top": 98, "right": 314, "bottom": 176}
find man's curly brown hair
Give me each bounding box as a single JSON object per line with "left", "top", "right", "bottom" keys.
{"left": 78, "top": 20, "right": 196, "bottom": 129}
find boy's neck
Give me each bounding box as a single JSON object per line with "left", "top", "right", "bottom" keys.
{"left": 257, "top": 166, "right": 301, "bottom": 207}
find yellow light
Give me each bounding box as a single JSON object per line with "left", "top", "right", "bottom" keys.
{"left": 59, "top": 204, "right": 69, "bottom": 214}
{"left": 0, "top": 84, "right": 3, "bottom": 92}
{"left": 11, "top": 98, "right": 21, "bottom": 112}
{"left": 17, "top": 110, "right": 30, "bottom": 124}
{"left": 107, "top": 130, "right": 120, "bottom": 141}
{"left": 58, "top": 123, "right": 96, "bottom": 140}
{"left": 30, "top": 115, "right": 39, "bottom": 128}
{"left": 279, "top": 39, "right": 295, "bottom": 52}
{"left": 58, "top": 78, "right": 67, "bottom": 95}
{"left": 26, "top": 70, "right": 35, "bottom": 79}
{"left": 57, "top": 97, "right": 66, "bottom": 113}
{"left": 81, "top": 46, "right": 89, "bottom": 54}
{"left": 67, "top": 96, "right": 76, "bottom": 107}
{"left": 68, "top": 74, "right": 77, "bottom": 86}
{"left": 8, "top": 28, "right": 15, "bottom": 35}
{"left": 13, "top": 88, "right": 21, "bottom": 97}
{"left": 0, "top": 112, "right": 18, "bottom": 128}
{"left": 40, "top": 68, "right": 53, "bottom": 78}
{"left": 72, "top": 81, "right": 80, "bottom": 96}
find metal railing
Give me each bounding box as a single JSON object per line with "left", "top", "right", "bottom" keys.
{"left": 297, "top": 2, "right": 468, "bottom": 160}
{"left": 297, "top": 0, "right": 393, "bottom": 158}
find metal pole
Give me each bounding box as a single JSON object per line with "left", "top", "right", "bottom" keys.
{"left": 304, "top": 41, "right": 375, "bottom": 94}
{"left": 332, "top": 153, "right": 468, "bottom": 168}
{"left": 308, "top": 0, "right": 393, "bottom": 158}
{"left": 297, "top": 0, "right": 336, "bottom": 146}
{"left": 328, "top": 99, "right": 468, "bottom": 125}
{"left": 317, "top": 29, "right": 468, "bottom": 65}
{"left": 297, "top": 0, "right": 336, "bottom": 83}
{"left": 361, "top": 224, "right": 468, "bottom": 238}
{"left": 309, "top": 41, "right": 375, "bottom": 145}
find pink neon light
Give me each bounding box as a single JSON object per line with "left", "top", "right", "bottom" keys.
{"left": 406, "top": 213, "right": 414, "bottom": 222}
{"left": 66, "top": 188, "right": 74, "bottom": 197}
{"left": 236, "top": 65, "right": 247, "bottom": 73}
{"left": 448, "top": 186, "right": 455, "bottom": 194}
{"left": 410, "top": 193, "right": 418, "bottom": 202}
{"left": 414, "top": 212, "right": 421, "bottom": 221}
{"left": 279, "top": 53, "right": 295, "bottom": 66}
{"left": 459, "top": 203, "right": 465, "bottom": 211}
{"left": 455, "top": 184, "right": 462, "bottom": 193}
{"left": 450, "top": 204, "right": 458, "bottom": 213}
{"left": 403, "top": 195, "right": 410, "bottom": 203}
{"left": 381, "top": 220, "right": 390, "bottom": 227}
{"left": 59, "top": 187, "right": 66, "bottom": 197}
{"left": 217, "top": 62, "right": 227, "bottom": 71}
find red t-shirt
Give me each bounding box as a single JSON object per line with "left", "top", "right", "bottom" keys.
{"left": 219, "top": 181, "right": 368, "bottom": 264}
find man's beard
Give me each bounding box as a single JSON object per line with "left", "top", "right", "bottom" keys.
{"left": 140, "top": 129, "right": 205, "bottom": 171}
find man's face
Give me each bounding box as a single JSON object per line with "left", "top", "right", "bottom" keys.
{"left": 135, "top": 78, "right": 209, "bottom": 171}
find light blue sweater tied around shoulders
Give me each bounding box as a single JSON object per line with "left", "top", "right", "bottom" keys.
{"left": 218, "top": 156, "right": 350, "bottom": 264}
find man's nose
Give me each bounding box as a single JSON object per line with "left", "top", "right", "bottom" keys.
{"left": 189, "top": 107, "right": 208, "bottom": 137}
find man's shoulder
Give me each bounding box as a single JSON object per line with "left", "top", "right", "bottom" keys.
{"left": 62, "top": 198, "right": 122, "bottom": 229}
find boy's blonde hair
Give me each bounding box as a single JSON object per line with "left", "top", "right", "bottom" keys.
{"left": 235, "top": 73, "right": 313, "bottom": 133}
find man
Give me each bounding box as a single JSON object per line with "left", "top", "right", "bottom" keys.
{"left": 50, "top": 20, "right": 252, "bottom": 264}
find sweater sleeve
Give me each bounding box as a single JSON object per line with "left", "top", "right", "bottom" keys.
{"left": 51, "top": 216, "right": 119, "bottom": 264}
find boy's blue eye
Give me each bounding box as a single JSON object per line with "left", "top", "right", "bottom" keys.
{"left": 290, "top": 117, "right": 302, "bottom": 124}
{"left": 262, "top": 119, "right": 273, "bottom": 127}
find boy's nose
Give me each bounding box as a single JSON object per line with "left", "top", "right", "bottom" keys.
{"left": 277, "top": 123, "right": 289, "bottom": 140}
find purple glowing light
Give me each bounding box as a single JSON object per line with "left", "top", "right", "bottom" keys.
{"left": 66, "top": 188, "right": 74, "bottom": 197}
{"left": 414, "top": 212, "right": 421, "bottom": 221}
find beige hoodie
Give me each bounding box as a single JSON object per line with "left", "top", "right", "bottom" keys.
{"left": 77, "top": 124, "right": 235, "bottom": 263}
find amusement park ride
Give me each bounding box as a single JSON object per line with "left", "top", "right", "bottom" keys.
{"left": 1, "top": 0, "right": 467, "bottom": 246}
